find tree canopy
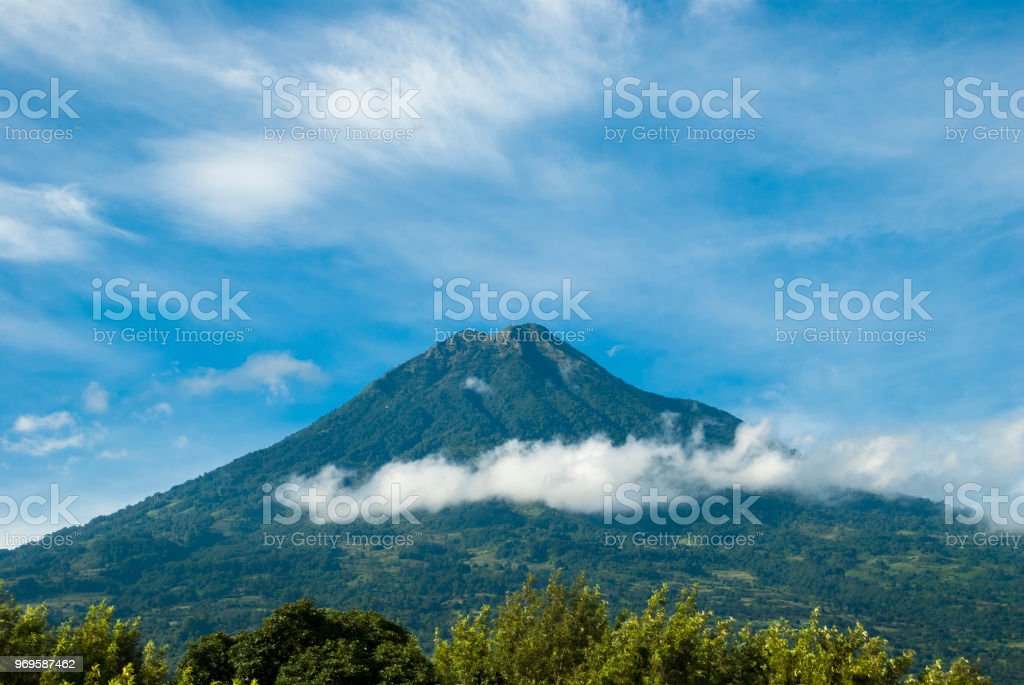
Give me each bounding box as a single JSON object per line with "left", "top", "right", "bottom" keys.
{"left": 0, "top": 576, "right": 992, "bottom": 684}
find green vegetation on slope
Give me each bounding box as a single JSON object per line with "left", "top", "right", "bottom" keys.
{"left": 0, "top": 576, "right": 991, "bottom": 684}
{"left": 0, "top": 328, "right": 1015, "bottom": 678}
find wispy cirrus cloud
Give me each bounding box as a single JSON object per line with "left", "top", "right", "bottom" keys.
{"left": 135, "top": 0, "right": 634, "bottom": 237}
{"left": 0, "top": 182, "right": 126, "bottom": 263}
{"left": 0, "top": 0, "right": 266, "bottom": 92}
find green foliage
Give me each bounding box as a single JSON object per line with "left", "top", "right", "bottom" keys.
{"left": 0, "top": 581, "right": 168, "bottom": 685}
{"left": 186, "top": 599, "right": 435, "bottom": 685}
{"left": 0, "top": 574, "right": 994, "bottom": 685}
{"left": 435, "top": 574, "right": 992, "bottom": 685}
{"left": 436, "top": 572, "right": 607, "bottom": 685}
{"left": 175, "top": 632, "right": 234, "bottom": 685}
{"left": 433, "top": 606, "right": 499, "bottom": 685}
{"left": 907, "top": 659, "right": 994, "bottom": 685}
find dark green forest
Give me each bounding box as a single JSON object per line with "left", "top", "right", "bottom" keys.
{"left": 0, "top": 574, "right": 991, "bottom": 684}
{"left": 3, "top": 494, "right": 1019, "bottom": 679}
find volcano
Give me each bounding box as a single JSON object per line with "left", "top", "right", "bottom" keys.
{"left": 0, "top": 325, "right": 1018, "bottom": 678}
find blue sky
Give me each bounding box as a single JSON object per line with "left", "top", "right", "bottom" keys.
{"left": 0, "top": 0, "right": 1022, "bottom": 540}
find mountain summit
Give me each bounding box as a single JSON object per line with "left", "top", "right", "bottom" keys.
{"left": 222, "top": 323, "right": 740, "bottom": 480}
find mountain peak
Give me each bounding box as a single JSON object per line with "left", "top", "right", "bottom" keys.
{"left": 434, "top": 322, "right": 558, "bottom": 347}
{"left": 243, "top": 328, "right": 741, "bottom": 478}
{"left": 425, "top": 323, "right": 584, "bottom": 372}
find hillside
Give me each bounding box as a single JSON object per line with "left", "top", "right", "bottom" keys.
{"left": 0, "top": 325, "right": 1019, "bottom": 679}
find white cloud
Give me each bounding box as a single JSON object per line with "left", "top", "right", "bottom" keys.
{"left": 183, "top": 352, "right": 326, "bottom": 398}
{"left": 0, "top": 183, "right": 120, "bottom": 263}
{"left": 0, "top": 0, "right": 266, "bottom": 91}
{"left": 173, "top": 435, "right": 189, "bottom": 449}
{"left": 0, "top": 216, "right": 84, "bottom": 263}
{"left": 82, "top": 381, "right": 110, "bottom": 413}
{"left": 295, "top": 423, "right": 792, "bottom": 517}
{"left": 135, "top": 402, "right": 173, "bottom": 422}
{"left": 313, "top": 1, "right": 631, "bottom": 161}
{"left": 4, "top": 410, "right": 106, "bottom": 457}
{"left": 464, "top": 376, "right": 491, "bottom": 394}
{"left": 796, "top": 412, "right": 1024, "bottom": 499}
{"left": 149, "top": 136, "right": 328, "bottom": 233}
{"left": 136, "top": 0, "right": 634, "bottom": 238}
{"left": 291, "top": 411, "right": 1024, "bottom": 522}
{"left": 7, "top": 433, "right": 86, "bottom": 457}
{"left": 13, "top": 411, "right": 75, "bottom": 433}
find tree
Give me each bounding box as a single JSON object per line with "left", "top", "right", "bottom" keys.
{"left": 436, "top": 572, "right": 608, "bottom": 685}
{"left": 207, "top": 600, "right": 434, "bottom": 685}
{"left": 0, "top": 581, "right": 169, "bottom": 685}
{"left": 176, "top": 632, "right": 234, "bottom": 685}
{"left": 435, "top": 573, "right": 992, "bottom": 685}
{"left": 908, "top": 659, "right": 991, "bottom": 685}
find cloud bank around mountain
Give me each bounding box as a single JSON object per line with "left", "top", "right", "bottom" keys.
{"left": 291, "top": 411, "right": 1024, "bottom": 520}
